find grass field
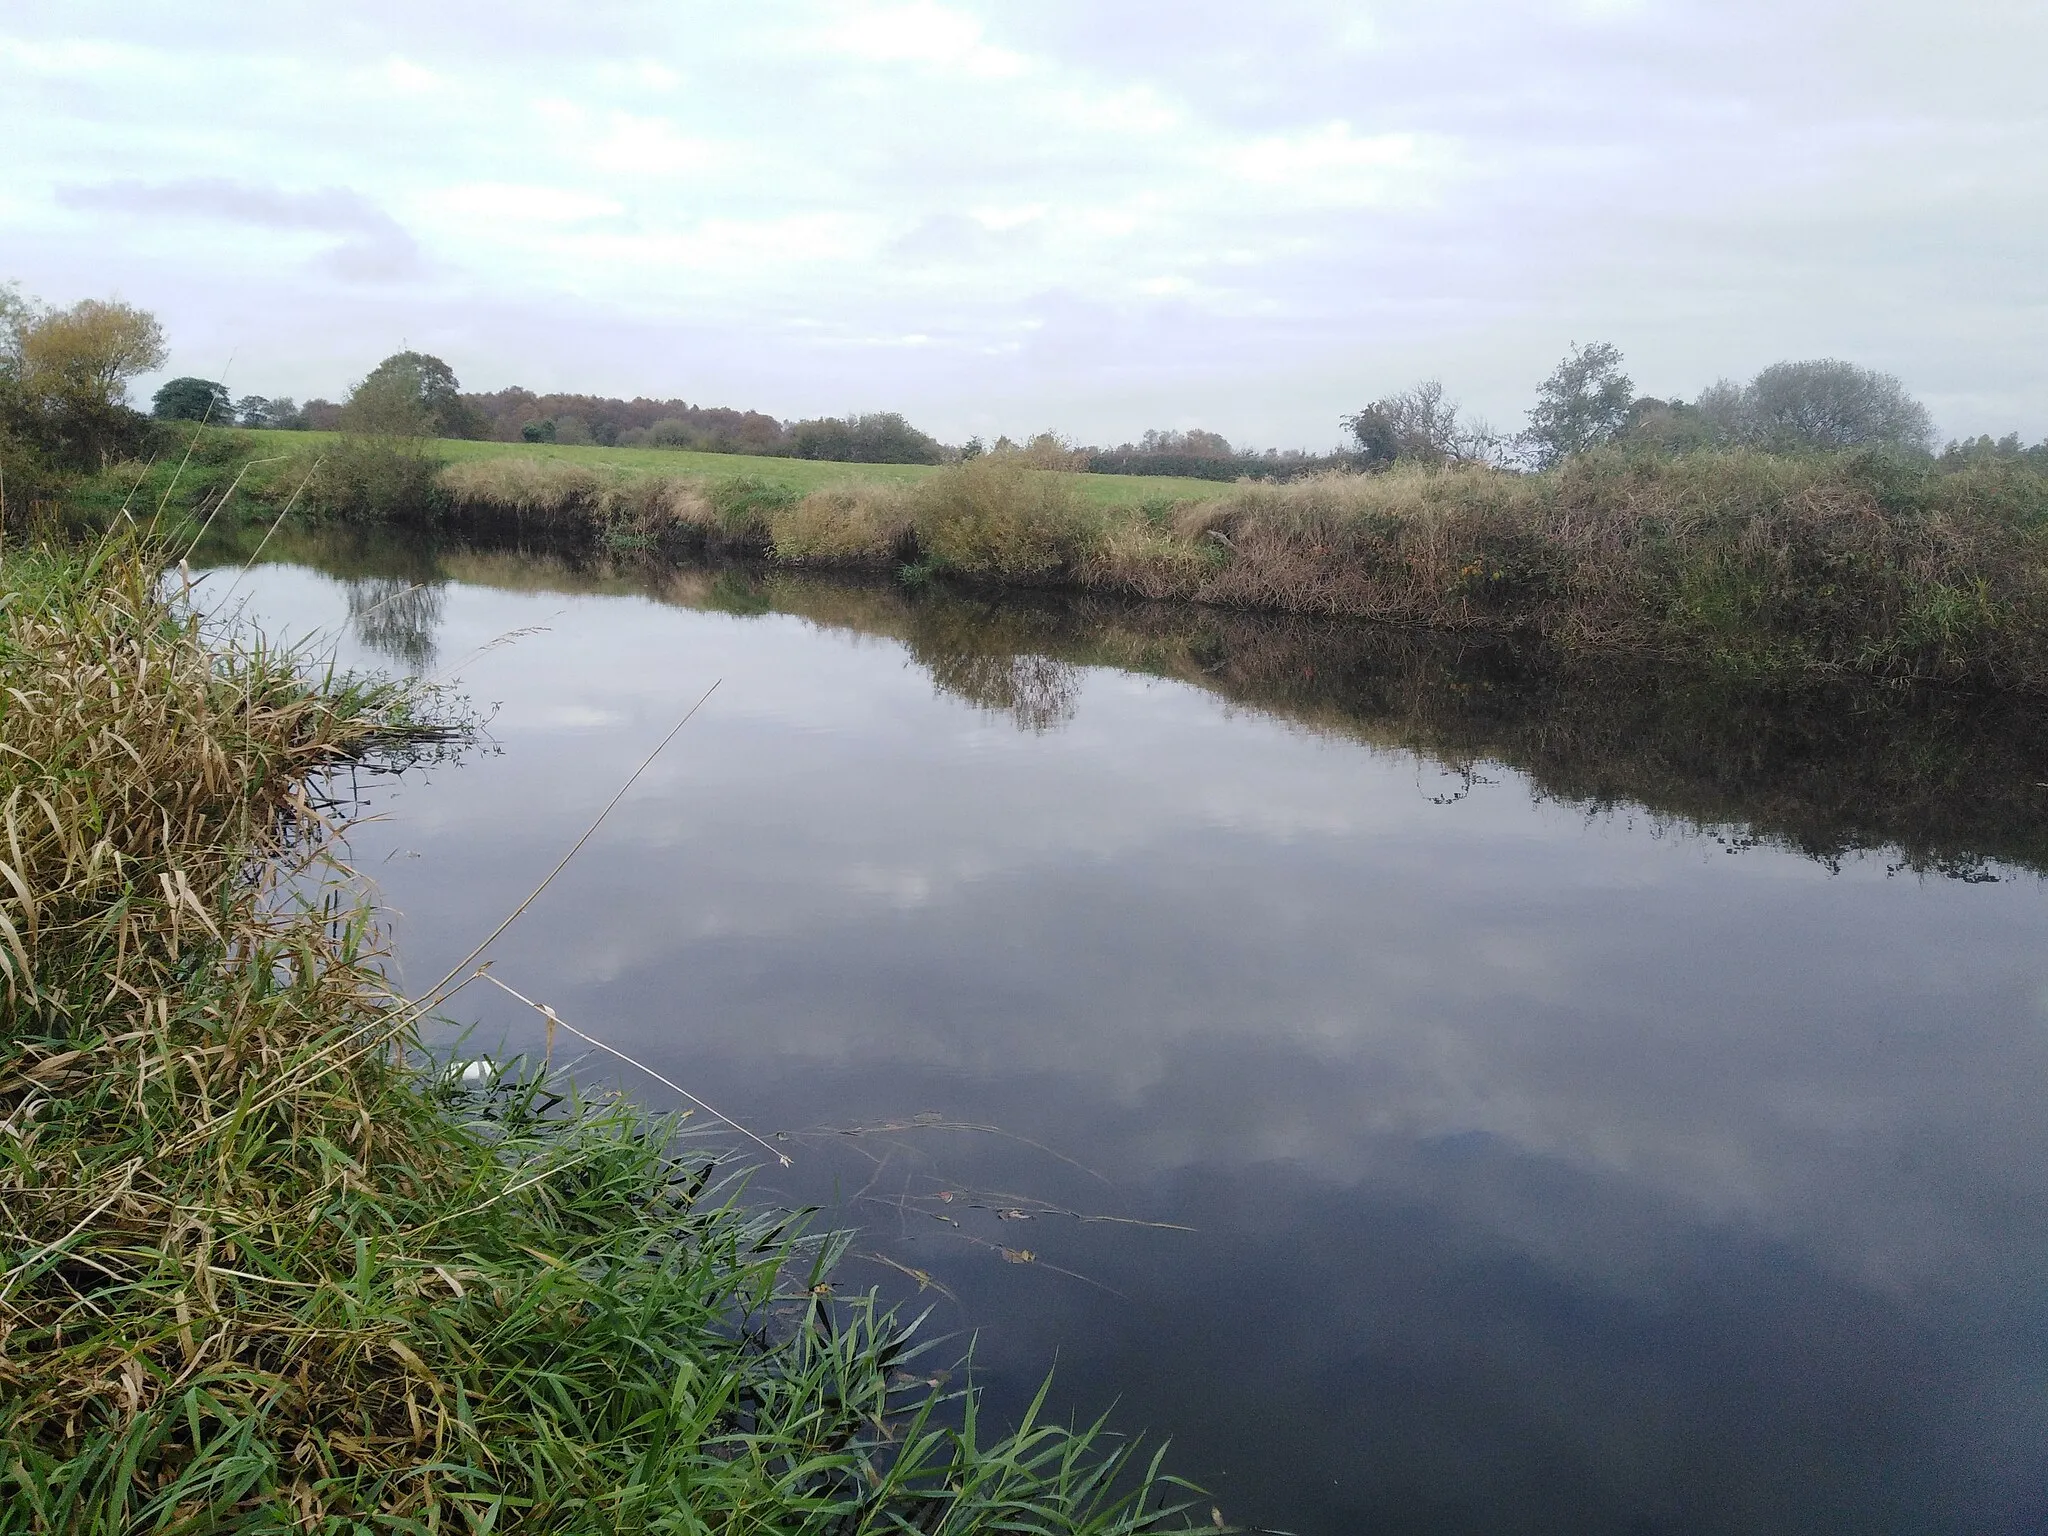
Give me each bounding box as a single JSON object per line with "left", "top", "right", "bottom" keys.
{"left": 240, "top": 428, "right": 1230, "bottom": 507}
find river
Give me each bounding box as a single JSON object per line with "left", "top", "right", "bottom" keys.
{"left": 202, "top": 527, "right": 2048, "bottom": 1535}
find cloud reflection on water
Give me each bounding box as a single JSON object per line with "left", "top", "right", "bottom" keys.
{"left": 221, "top": 553, "right": 2048, "bottom": 1533}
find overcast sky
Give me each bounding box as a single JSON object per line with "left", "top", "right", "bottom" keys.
{"left": 4, "top": 1, "right": 2043, "bottom": 447}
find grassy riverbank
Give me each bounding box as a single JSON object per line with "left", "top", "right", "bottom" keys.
{"left": 418, "top": 446, "right": 2048, "bottom": 691}
{"left": 0, "top": 534, "right": 1190, "bottom": 1532}
{"left": 74, "top": 426, "right": 2048, "bottom": 691}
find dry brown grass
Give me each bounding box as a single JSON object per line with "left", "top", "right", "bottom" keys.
{"left": 0, "top": 540, "right": 427, "bottom": 1021}
{"left": 768, "top": 480, "right": 915, "bottom": 564}
{"left": 438, "top": 455, "right": 713, "bottom": 545}
{"left": 1091, "top": 454, "right": 2048, "bottom": 685}
{"left": 905, "top": 458, "right": 1101, "bottom": 579}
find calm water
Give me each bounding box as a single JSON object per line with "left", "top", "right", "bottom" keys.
{"left": 205, "top": 532, "right": 2048, "bottom": 1535}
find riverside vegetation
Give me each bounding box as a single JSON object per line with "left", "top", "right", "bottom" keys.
{"left": 0, "top": 531, "right": 1195, "bottom": 1532}
{"left": 14, "top": 286, "right": 2047, "bottom": 695}
{"left": 139, "top": 429, "right": 2048, "bottom": 695}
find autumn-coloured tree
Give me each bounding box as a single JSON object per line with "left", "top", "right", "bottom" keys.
{"left": 1, "top": 287, "right": 165, "bottom": 471}
{"left": 8, "top": 296, "right": 166, "bottom": 410}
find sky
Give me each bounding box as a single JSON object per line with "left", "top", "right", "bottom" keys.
{"left": 4, "top": 0, "right": 2044, "bottom": 448}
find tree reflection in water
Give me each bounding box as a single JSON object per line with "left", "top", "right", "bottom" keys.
{"left": 343, "top": 577, "right": 445, "bottom": 672}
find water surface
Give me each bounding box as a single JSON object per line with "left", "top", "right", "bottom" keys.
{"left": 206, "top": 532, "right": 2048, "bottom": 1535}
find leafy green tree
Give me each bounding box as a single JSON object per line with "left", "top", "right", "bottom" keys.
{"left": 1524, "top": 342, "right": 1634, "bottom": 467}
{"left": 1620, "top": 397, "right": 1727, "bottom": 455}
{"left": 153, "top": 377, "right": 233, "bottom": 422}
{"left": 1941, "top": 431, "right": 2047, "bottom": 468}
{"left": 1738, "top": 359, "right": 1933, "bottom": 453}
{"left": 788, "top": 412, "right": 941, "bottom": 464}
{"left": 341, "top": 351, "right": 483, "bottom": 439}
{"left": 1690, "top": 379, "right": 1747, "bottom": 445}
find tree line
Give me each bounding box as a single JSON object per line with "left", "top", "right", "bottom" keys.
{"left": 145, "top": 339, "right": 2048, "bottom": 478}
{"left": 1337, "top": 343, "right": 2044, "bottom": 471}
{"left": 11, "top": 278, "right": 2044, "bottom": 503}
{"left": 152, "top": 354, "right": 952, "bottom": 465}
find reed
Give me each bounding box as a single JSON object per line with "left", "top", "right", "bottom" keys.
{"left": 0, "top": 532, "right": 1195, "bottom": 1533}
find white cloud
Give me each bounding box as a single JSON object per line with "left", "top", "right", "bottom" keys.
{"left": 591, "top": 114, "right": 724, "bottom": 177}
{"left": 0, "top": 1, "right": 2041, "bottom": 441}
{"left": 1224, "top": 124, "right": 1459, "bottom": 208}
{"left": 811, "top": 2, "right": 1030, "bottom": 77}
{"left": 437, "top": 184, "right": 624, "bottom": 225}
{"left": 381, "top": 56, "right": 440, "bottom": 94}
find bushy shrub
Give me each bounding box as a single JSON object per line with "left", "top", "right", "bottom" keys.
{"left": 311, "top": 436, "right": 447, "bottom": 519}
{"left": 909, "top": 459, "right": 1100, "bottom": 579}
{"left": 770, "top": 482, "right": 916, "bottom": 564}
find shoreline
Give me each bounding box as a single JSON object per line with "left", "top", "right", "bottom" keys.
{"left": 220, "top": 522, "right": 2048, "bottom": 880}
{"left": 100, "top": 427, "right": 2048, "bottom": 696}
{"left": 0, "top": 531, "right": 1195, "bottom": 1532}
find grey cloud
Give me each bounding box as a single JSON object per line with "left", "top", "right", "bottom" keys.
{"left": 62, "top": 177, "right": 387, "bottom": 234}
{"left": 8, "top": 0, "right": 2045, "bottom": 439}
{"left": 57, "top": 177, "right": 425, "bottom": 284}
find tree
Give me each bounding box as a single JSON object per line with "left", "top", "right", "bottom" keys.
{"left": 1523, "top": 342, "right": 1633, "bottom": 467}
{"left": 1737, "top": 359, "right": 1933, "bottom": 453}
{"left": 1690, "top": 379, "right": 1746, "bottom": 445}
{"left": 788, "top": 412, "right": 942, "bottom": 464}
{"left": 2, "top": 289, "right": 165, "bottom": 470}
{"left": 1134, "top": 428, "right": 1234, "bottom": 459}
{"left": 1344, "top": 380, "right": 1477, "bottom": 468}
{"left": 341, "top": 351, "right": 483, "bottom": 439}
{"left": 1942, "top": 432, "right": 2047, "bottom": 469}
{"left": 154, "top": 377, "right": 234, "bottom": 423}
{"left": 10, "top": 298, "right": 166, "bottom": 409}
{"left": 1620, "top": 397, "right": 1726, "bottom": 455}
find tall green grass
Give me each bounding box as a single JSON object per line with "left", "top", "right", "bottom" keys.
{"left": 0, "top": 533, "right": 1196, "bottom": 1533}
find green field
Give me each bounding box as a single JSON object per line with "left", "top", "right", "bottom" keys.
{"left": 241, "top": 428, "right": 1231, "bottom": 506}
